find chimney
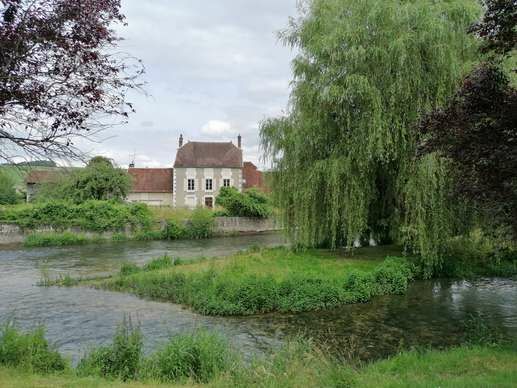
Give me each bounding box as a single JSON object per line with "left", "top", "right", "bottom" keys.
{"left": 237, "top": 134, "right": 242, "bottom": 149}
{"left": 179, "top": 134, "right": 184, "bottom": 148}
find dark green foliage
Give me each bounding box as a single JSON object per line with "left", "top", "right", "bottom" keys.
{"left": 0, "top": 200, "right": 152, "bottom": 232}
{"left": 77, "top": 319, "right": 142, "bottom": 381}
{"left": 120, "top": 263, "right": 140, "bottom": 277}
{"left": 0, "top": 172, "right": 18, "bottom": 205}
{"left": 0, "top": 323, "right": 66, "bottom": 374}
{"left": 105, "top": 257, "right": 414, "bottom": 316}
{"left": 185, "top": 208, "right": 214, "bottom": 239}
{"left": 162, "top": 219, "right": 187, "bottom": 240}
{"left": 216, "top": 187, "right": 272, "bottom": 218}
{"left": 143, "top": 256, "right": 174, "bottom": 272}
{"left": 133, "top": 230, "right": 164, "bottom": 241}
{"left": 436, "top": 230, "right": 517, "bottom": 278}
{"left": 24, "top": 232, "right": 92, "bottom": 247}
{"left": 35, "top": 157, "right": 132, "bottom": 203}
{"left": 142, "top": 330, "right": 234, "bottom": 383}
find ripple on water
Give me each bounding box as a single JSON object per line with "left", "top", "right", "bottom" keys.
{"left": 0, "top": 235, "right": 516, "bottom": 362}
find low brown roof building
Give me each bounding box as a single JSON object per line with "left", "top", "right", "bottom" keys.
{"left": 127, "top": 168, "right": 174, "bottom": 206}
{"left": 128, "top": 168, "right": 173, "bottom": 193}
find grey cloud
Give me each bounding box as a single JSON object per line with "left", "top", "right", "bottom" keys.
{"left": 88, "top": 0, "right": 298, "bottom": 169}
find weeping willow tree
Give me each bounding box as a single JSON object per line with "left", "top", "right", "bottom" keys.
{"left": 261, "top": 0, "right": 481, "bottom": 251}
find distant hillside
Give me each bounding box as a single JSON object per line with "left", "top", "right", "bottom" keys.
{"left": 0, "top": 164, "right": 75, "bottom": 192}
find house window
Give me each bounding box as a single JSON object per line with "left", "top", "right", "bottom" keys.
{"left": 187, "top": 179, "right": 195, "bottom": 191}
{"left": 223, "top": 179, "right": 231, "bottom": 187}
{"left": 205, "top": 178, "right": 213, "bottom": 191}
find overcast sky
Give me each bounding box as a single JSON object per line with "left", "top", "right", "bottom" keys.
{"left": 86, "top": 0, "right": 298, "bottom": 169}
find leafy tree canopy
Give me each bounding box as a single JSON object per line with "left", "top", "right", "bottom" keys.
{"left": 216, "top": 187, "right": 272, "bottom": 219}
{"left": 0, "top": 170, "right": 17, "bottom": 204}
{"left": 36, "top": 157, "right": 131, "bottom": 203}
{"left": 417, "top": 0, "right": 517, "bottom": 244}
{"left": 261, "top": 0, "right": 480, "bottom": 249}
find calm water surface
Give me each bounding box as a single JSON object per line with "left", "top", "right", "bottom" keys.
{"left": 0, "top": 234, "right": 516, "bottom": 362}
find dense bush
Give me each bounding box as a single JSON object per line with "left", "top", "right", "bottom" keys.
{"left": 437, "top": 230, "right": 517, "bottom": 278}
{"left": 133, "top": 210, "right": 214, "bottom": 241}
{"left": 0, "top": 323, "right": 66, "bottom": 373}
{"left": 142, "top": 331, "right": 234, "bottom": 383}
{"left": 34, "top": 157, "right": 132, "bottom": 203}
{"left": 185, "top": 208, "right": 214, "bottom": 239}
{"left": 0, "top": 172, "right": 18, "bottom": 205}
{"left": 216, "top": 187, "right": 272, "bottom": 218}
{"left": 77, "top": 319, "right": 142, "bottom": 381}
{"left": 0, "top": 200, "right": 152, "bottom": 232}
{"left": 105, "top": 255, "right": 414, "bottom": 316}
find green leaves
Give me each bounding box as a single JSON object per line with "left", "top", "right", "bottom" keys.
{"left": 261, "top": 0, "right": 481, "bottom": 249}
{"left": 216, "top": 187, "right": 272, "bottom": 219}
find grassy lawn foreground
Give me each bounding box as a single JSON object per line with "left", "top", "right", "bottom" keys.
{"left": 1, "top": 345, "right": 516, "bottom": 388}
{"left": 78, "top": 246, "right": 414, "bottom": 316}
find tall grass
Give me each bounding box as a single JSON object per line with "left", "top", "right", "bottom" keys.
{"left": 77, "top": 318, "right": 142, "bottom": 381}
{"left": 2, "top": 321, "right": 516, "bottom": 387}
{"left": 0, "top": 322, "right": 66, "bottom": 373}
{"left": 142, "top": 331, "right": 235, "bottom": 383}
{"left": 24, "top": 232, "right": 99, "bottom": 247}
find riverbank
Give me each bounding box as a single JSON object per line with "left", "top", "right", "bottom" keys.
{"left": 0, "top": 201, "right": 280, "bottom": 247}
{"left": 62, "top": 246, "right": 412, "bottom": 316}
{"left": 1, "top": 332, "right": 515, "bottom": 388}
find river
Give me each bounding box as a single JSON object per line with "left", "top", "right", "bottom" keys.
{"left": 0, "top": 234, "right": 516, "bottom": 363}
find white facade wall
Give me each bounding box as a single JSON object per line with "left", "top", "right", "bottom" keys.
{"left": 127, "top": 192, "right": 173, "bottom": 207}
{"left": 174, "top": 167, "right": 242, "bottom": 209}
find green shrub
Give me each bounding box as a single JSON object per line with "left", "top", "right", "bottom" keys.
{"left": 216, "top": 187, "right": 272, "bottom": 218}
{"left": 0, "top": 172, "right": 18, "bottom": 205}
{"left": 0, "top": 200, "right": 152, "bottom": 232}
{"left": 112, "top": 233, "right": 129, "bottom": 242}
{"left": 143, "top": 256, "right": 174, "bottom": 272}
{"left": 24, "top": 232, "right": 91, "bottom": 247}
{"left": 120, "top": 263, "right": 141, "bottom": 276}
{"left": 77, "top": 319, "right": 142, "bottom": 381}
{"left": 142, "top": 330, "right": 235, "bottom": 383}
{"left": 162, "top": 219, "right": 186, "bottom": 240}
{"left": 0, "top": 323, "right": 66, "bottom": 373}
{"left": 438, "top": 230, "right": 517, "bottom": 278}
{"left": 185, "top": 208, "right": 214, "bottom": 239}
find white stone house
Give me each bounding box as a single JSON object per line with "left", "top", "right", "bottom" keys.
{"left": 173, "top": 135, "right": 243, "bottom": 209}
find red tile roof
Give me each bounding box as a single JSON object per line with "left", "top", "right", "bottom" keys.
{"left": 129, "top": 168, "right": 173, "bottom": 193}
{"left": 174, "top": 142, "right": 243, "bottom": 168}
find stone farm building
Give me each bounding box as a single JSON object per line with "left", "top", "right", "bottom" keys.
{"left": 127, "top": 135, "right": 265, "bottom": 208}
{"left": 24, "top": 135, "right": 265, "bottom": 208}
